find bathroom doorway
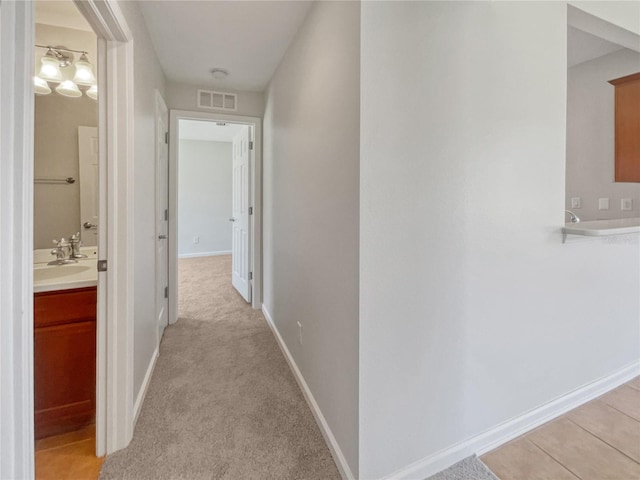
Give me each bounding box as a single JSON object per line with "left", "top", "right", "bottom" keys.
{"left": 32, "top": 1, "right": 102, "bottom": 477}
{"left": 33, "top": 1, "right": 98, "bottom": 441}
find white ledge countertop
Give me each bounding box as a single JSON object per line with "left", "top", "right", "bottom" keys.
{"left": 33, "top": 247, "right": 98, "bottom": 293}
{"left": 563, "top": 217, "right": 640, "bottom": 237}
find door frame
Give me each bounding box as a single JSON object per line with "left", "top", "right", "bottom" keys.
{"left": 73, "top": 0, "right": 136, "bottom": 457}
{"left": 169, "top": 110, "right": 263, "bottom": 319}
{"left": 155, "top": 90, "right": 169, "bottom": 344}
{"left": 0, "top": 1, "right": 137, "bottom": 475}
{"left": 0, "top": 2, "right": 35, "bottom": 478}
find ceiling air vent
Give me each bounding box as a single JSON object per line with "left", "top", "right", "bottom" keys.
{"left": 197, "top": 89, "right": 237, "bottom": 111}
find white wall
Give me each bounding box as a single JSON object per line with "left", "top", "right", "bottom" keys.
{"left": 166, "top": 81, "right": 265, "bottom": 118}
{"left": 263, "top": 1, "right": 360, "bottom": 476}
{"left": 360, "top": 2, "right": 640, "bottom": 478}
{"left": 116, "top": 0, "right": 167, "bottom": 402}
{"left": 178, "top": 140, "right": 232, "bottom": 256}
{"left": 566, "top": 48, "right": 640, "bottom": 220}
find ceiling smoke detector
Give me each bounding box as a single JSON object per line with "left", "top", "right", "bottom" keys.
{"left": 210, "top": 68, "right": 228, "bottom": 80}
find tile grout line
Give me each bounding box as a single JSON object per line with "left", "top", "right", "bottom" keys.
{"left": 599, "top": 397, "right": 640, "bottom": 424}
{"left": 565, "top": 416, "right": 640, "bottom": 466}
{"left": 526, "top": 438, "right": 583, "bottom": 480}
{"left": 624, "top": 383, "right": 640, "bottom": 392}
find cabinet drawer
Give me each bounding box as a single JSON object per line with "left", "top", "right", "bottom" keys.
{"left": 34, "top": 287, "right": 97, "bottom": 328}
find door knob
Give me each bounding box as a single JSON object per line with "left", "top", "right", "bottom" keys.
{"left": 158, "top": 234, "right": 168, "bottom": 239}
{"left": 229, "top": 218, "right": 236, "bottom": 222}
{"left": 83, "top": 222, "right": 97, "bottom": 229}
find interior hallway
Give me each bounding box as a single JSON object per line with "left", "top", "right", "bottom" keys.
{"left": 99, "top": 255, "right": 339, "bottom": 479}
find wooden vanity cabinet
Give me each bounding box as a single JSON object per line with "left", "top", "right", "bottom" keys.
{"left": 609, "top": 72, "right": 640, "bottom": 182}
{"left": 34, "top": 287, "right": 96, "bottom": 439}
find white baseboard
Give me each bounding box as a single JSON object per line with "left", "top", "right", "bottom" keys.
{"left": 133, "top": 347, "right": 159, "bottom": 427}
{"left": 178, "top": 250, "right": 231, "bottom": 259}
{"left": 261, "top": 305, "right": 355, "bottom": 480}
{"left": 384, "top": 360, "right": 640, "bottom": 480}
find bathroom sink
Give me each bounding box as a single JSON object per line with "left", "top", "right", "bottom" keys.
{"left": 34, "top": 264, "right": 93, "bottom": 282}
{"left": 34, "top": 260, "right": 97, "bottom": 293}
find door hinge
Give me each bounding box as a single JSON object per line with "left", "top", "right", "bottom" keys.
{"left": 249, "top": 272, "right": 253, "bottom": 280}
{"left": 97, "top": 260, "right": 108, "bottom": 272}
{"left": 165, "top": 132, "right": 169, "bottom": 144}
{"left": 164, "top": 286, "right": 169, "bottom": 298}
{"left": 248, "top": 206, "right": 253, "bottom": 215}
{"left": 249, "top": 141, "right": 254, "bottom": 150}
{"left": 164, "top": 208, "right": 169, "bottom": 221}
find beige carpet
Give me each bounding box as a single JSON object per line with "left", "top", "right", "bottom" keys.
{"left": 100, "top": 255, "right": 340, "bottom": 480}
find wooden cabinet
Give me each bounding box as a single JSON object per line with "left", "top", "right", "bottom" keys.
{"left": 34, "top": 287, "right": 96, "bottom": 439}
{"left": 609, "top": 72, "right": 640, "bottom": 182}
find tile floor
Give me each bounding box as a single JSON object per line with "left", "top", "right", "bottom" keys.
{"left": 482, "top": 377, "right": 640, "bottom": 480}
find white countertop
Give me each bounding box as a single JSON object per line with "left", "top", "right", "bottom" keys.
{"left": 34, "top": 247, "right": 98, "bottom": 293}
{"left": 562, "top": 217, "right": 640, "bottom": 237}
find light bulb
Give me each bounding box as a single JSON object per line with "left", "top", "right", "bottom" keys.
{"left": 39, "top": 50, "right": 62, "bottom": 83}
{"left": 86, "top": 84, "right": 98, "bottom": 100}
{"left": 73, "top": 53, "right": 96, "bottom": 86}
{"left": 56, "top": 80, "right": 82, "bottom": 98}
{"left": 34, "top": 76, "right": 51, "bottom": 95}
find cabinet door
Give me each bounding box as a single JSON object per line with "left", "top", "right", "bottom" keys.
{"left": 609, "top": 73, "right": 640, "bottom": 182}
{"left": 34, "top": 288, "right": 96, "bottom": 439}
{"left": 34, "top": 321, "right": 96, "bottom": 439}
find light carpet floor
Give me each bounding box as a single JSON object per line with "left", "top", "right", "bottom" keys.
{"left": 100, "top": 255, "right": 340, "bottom": 480}
{"left": 426, "top": 456, "right": 499, "bottom": 480}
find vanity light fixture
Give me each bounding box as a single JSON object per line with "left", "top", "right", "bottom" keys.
{"left": 33, "top": 76, "right": 52, "bottom": 95}
{"left": 55, "top": 80, "right": 82, "bottom": 98}
{"left": 34, "top": 45, "right": 97, "bottom": 99}
{"left": 86, "top": 84, "right": 98, "bottom": 100}
{"left": 73, "top": 52, "right": 96, "bottom": 86}
{"left": 38, "top": 48, "right": 64, "bottom": 82}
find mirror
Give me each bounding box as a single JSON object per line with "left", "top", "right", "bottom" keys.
{"left": 565, "top": 23, "right": 640, "bottom": 221}
{"left": 33, "top": 17, "right": 98, "bottom": 249}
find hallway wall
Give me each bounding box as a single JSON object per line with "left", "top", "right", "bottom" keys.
{"left": 262, "top": 1, "right": 360, "bottom": 476}
{"left": 117, "top": 0, "right": 167, "bottom": 406}
{"left": 359, "top": 2, "right": 640, "bottom": 478}
{"left": 166, "top": 81, "right": 265, "bottom": 118}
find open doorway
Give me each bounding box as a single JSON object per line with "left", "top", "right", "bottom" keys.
{"left": 169, "top": 111, "right": 262, "bottom": 325}
{"left": 174, "top": 118, "right": 256, "bottom": 320}
{"left": 31, "top": 1, "right": 103, "bottom": 477}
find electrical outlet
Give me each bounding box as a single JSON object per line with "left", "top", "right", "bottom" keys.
{"left": 570, "top": 197, "right": 581, "bottom": 209}
{"left": 598, "top": 198, "right": 609, "bottom": 210}
{"left": 193, "top": 236, "right": 199, "bottom": 244}
{"left": 621, "top": 198, "right": 633, "bottom": 211}
{"left": 297, "top": 321, "right": 303, "bottom": 345}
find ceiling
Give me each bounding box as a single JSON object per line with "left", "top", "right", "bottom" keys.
{"left": 138, "top": 1, "right": 313, "bottom": 92}
{"left": 568, "top": 26, "right": 625, "bottom": 67}
{"left": 179, "top": 119, "right": 246, "bottom": 143}
{"left": 35, "top": 1, "right": 92, "bottom": 32}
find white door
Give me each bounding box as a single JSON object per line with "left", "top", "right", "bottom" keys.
{"left": 78, "top": 126, "right": 98, "bottom": 245}
{"left": 231, "top": 125, "right": 251, "bottom": 302}
{"left": 155, "top": 93, "right": 169, "bottom": 341}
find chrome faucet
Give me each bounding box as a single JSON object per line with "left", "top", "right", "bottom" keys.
{"left": 565, "top": 210, "right": 580, "bottom": 223}
{"left": 49, "top": 238, "right": 78, "bottom": 265}
{"left": 69, "top": 232, "right": 87, "bottom": 259}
